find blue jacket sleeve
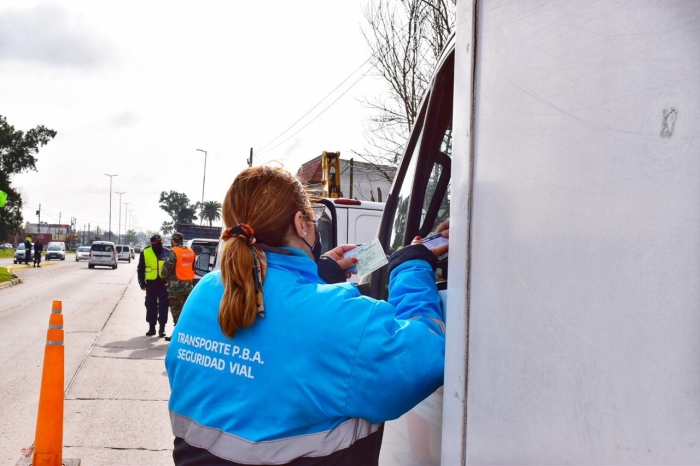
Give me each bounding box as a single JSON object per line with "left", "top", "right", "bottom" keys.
{"left": 343, "top": 258, "right": 445, "bottom": 423}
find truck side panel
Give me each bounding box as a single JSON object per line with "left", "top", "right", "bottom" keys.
{"left": 460, "top": 1, "right": 700, "bottom": 464}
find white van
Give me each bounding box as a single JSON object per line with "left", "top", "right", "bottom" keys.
{"left": 45, "top": 242, "right": 66, "bottom": 261}
{"left": 115, "top": 245, "right": 132, "bottom": 263}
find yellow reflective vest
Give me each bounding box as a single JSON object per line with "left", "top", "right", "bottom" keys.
{"left": 143, "top": 247, "right": 165, "bottom": 281}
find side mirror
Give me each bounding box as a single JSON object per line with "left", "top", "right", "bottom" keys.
{"left": 195, "top": 253, "right": 211, "bottom": 276}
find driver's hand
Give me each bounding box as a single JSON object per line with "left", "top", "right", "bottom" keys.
{"left": 323, "top": 244, "right": 359, "bottom": 278}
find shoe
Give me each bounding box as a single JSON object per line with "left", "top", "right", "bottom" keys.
{"left": 146, "top": 328, "right": 156, "bottom": 336}
{"left": 158, "top": 326, "right": 166, "bottom": 338}
{"left": 164, "top": 336, "right": 171, "bottom": 342}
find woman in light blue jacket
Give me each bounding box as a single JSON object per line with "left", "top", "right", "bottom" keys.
{"left": 165, "top": 166, "right": 448, "bottom": 466}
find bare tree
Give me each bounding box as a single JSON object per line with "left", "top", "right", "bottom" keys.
{"left": 354, "top": 0, "right": 455, "bottom": 175}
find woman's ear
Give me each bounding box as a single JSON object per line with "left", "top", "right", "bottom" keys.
{"left": 293, "top": 211, "right": 307, "bottom": 238}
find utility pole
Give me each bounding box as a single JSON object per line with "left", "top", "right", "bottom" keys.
{"left": 196, "top": 149, "right": 207, "bottom": 226}
{"left": 123, "top": 203, "right": 130, "bottom": 243}
{"left": 36, "top": 203, "right": 41, "bottom": 235}
{"left": 116, "top": 192, "right": 126, "bottom": 244}
{"left": 104, "top": 174, "right": 118, "bottom": 242}
{"left": 248, "top": 148, "right": 253, "bottom": 167}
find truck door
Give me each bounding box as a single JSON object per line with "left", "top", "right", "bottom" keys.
{"left": 372, "top": 46, "right": 455, "bottom": 466}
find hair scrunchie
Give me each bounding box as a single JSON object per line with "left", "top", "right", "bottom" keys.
{"left": 221, "top": 223, "right": 267, "bottom": 317}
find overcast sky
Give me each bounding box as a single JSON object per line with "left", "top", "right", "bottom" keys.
{"left": 1, "top": 0, "right": 386, "bottom": 236}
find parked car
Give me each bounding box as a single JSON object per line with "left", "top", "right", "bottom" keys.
{"left": 75, "top": 246, "right": 91, "bottom": 261}
{"left": 88, "top": 241, "right": 117, "bottom": 269}
{"left": 2, "top": 243, "right": 13, "bottom": 250}
{"left": 13, "top": 243, "right": 34, "bottom": 264}
{"left": 115, "top": 245, "right": 132, "bottom": 263}
{"left": 45, "top": 242, "right": 66, "bottom": 261}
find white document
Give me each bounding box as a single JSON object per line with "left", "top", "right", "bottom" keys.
{"left": 342, "top": 237, "right": 388, "bottom": 278}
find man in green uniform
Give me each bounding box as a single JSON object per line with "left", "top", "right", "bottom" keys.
{"left": 160, "top": 232, "right": 196, "bottom": 342}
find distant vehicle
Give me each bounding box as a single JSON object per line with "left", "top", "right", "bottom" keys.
{"left": 75, "top": 246, "right": 90, "bottom": 262}
{"left": 129, "top": 246, "right": 135, "bottom": 259}
{"left": 13, "top": 243, "right": 34, "bottom": 264}
{"left": 88, "top": 241, "right": 117, "bottom": 269}
{"left": 115, "top": 245, "right": 132, "bottom": 263}
{"left": 45, "top": 242, "right": 66, "bottom": 261}
{"left": 2, "top": 243, "right": 13, "bottom": 249}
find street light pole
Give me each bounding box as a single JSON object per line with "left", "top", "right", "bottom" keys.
{"left": 196, "top": 149, "right": 207, "bottom": 225}
{"left": 115, "top": 192, "right": 125, "bottom": 244}
{"left": 104, "top": 174, "right": 118, "bottom": 242}
{"left": 123, "top": 203, "right": 130, "bottom": 243}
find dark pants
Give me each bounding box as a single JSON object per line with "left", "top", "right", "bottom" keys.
{"left": 25, "top": 251, "right": 31, "bottom": 264}
{"left": 33, "top": 252, "right": 41, "bottom": 266}
{"left": 145, "top": 282, "right": 169, "bottom": 328}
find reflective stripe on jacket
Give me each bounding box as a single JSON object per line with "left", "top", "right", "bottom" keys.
{"left": 165, "top": 246, "right": 445, "bottom": 464}
{"left": 173, "top": 246, "right": 195, "bottom": 281}
{"left": 143, "top": 247, "right": 165, "bottom": 280}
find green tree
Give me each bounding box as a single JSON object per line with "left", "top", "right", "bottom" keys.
{"left": 199, "top": 200, "right": 222, "bottom": 227}
{"left": 159, "top": 191, "right": 197, "bottom": 234}
{"left": 0, "top": 115, "right": 57, "bottom": 240}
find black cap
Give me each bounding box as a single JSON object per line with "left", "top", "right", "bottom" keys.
{"left": 150, "top": 234, "right": 162, "bottom": 243}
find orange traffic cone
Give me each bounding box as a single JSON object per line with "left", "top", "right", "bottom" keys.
{"left": 32, "top": 300, "right": 64, "bottom": 466}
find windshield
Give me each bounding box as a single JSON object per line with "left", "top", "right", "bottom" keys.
{"left": 18, "top": 244, "right": 25, "bottom": 250}
{"left": 92, "top": 244, "right": 114, "bottom": 252}
{"left": 78, "top": 247, "right": 90, "bottom": 252}
{"left": 48, "top": 245, "right": 61, "bottom": 251}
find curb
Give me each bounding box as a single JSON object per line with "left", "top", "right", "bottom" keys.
{"left": 0, "top": 278, "right": 21, "bottom": 290}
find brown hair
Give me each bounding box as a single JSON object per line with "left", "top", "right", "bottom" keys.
{"left": 219, "top": 166, "right": 315, "bottom": 338}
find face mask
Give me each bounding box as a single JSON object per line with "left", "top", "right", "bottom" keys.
{"left": 301, "top": 222, "right": 322, "bottom": 263}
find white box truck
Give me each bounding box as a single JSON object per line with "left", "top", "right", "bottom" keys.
{"left": 349, "top": 1, "right": 700, "bottom": 464}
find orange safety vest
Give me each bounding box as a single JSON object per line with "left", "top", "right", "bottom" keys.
{"left": 173, "top": 246, "right": 196, "bottom": 281}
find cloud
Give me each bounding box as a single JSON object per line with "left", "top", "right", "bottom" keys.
{"left": 0, "top": 3, "right": 110, "bottom": 67}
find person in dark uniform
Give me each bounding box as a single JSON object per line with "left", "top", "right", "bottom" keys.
{"left": 33, "top": 239, "right": 43, "bottom": 267}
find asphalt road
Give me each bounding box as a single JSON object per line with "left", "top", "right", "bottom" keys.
{"left": 0, "top": 256, "right": 173, "bottom": 465}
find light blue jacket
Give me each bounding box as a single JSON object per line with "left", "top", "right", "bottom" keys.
{"left": 165, "top": 246, "right": 444, "bottom": 464}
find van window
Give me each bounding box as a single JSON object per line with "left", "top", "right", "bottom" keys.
{"left": 48, "top": 244, "right": 62, "bottom": 251}
{"left": 386, "top": 54, "right": 454, "bottom": 250}
{"left": 92, "top": 244, "right": 114, "bottom": 252}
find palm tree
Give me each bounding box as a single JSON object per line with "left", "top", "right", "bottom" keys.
{"left": 200, "top": 200, "right": 222, "bottom": 227}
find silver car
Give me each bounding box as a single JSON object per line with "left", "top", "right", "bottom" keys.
{"left": 13, "top": 243, "right": 34, "bottom": 264}
{"left": 75, "top": 246, "right": 91, "bottom": 262}
{"left": 88, "top": 241, "right": 117, "bottom": 269}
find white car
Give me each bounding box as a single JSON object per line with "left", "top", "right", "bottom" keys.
{"left": 75, "top": 246, "right": 91, "bottom": 261}
{"left": 45, "top": 242, "right": 66, "bottom": 261}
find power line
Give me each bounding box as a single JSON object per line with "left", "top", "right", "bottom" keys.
{"left": 254, "top": 64, "right": 376, "bottom": 159}
{"left": 253, "top": 22, "right": 412, "bottom": 161}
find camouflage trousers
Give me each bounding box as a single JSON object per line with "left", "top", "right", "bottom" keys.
{"left": 169, "top": 290, "right": 191, "bottom": 325}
